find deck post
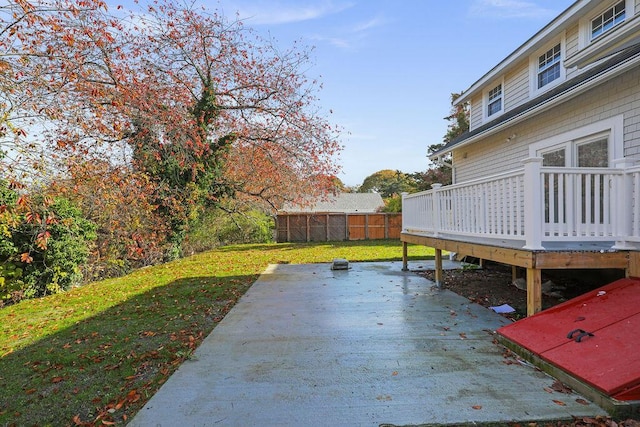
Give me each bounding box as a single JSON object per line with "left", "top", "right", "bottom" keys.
{"left": 526, "top": 267, "right": 542, "bottom": 316}
{"left": 402, "top": 241, "right": 409, "bottom": 271}
{"left": 435, "top": 249, "right": 443, "bottom": 288}
{"left": 522, "top": 158, "right": 544, "bottom": 250}
{"left": 431, "top": 184, "right": 442, "bottom": 237}
{"left": 613, "top": 158, "right": 635, "bottom": 249}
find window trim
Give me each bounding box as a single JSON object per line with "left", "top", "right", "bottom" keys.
{"left": 529, "top": 35, "right": 566, "bottom": 96}
{"left": 483, "top": 79, "right": 504, "bottom": 121}
{"left": 529, "top": 115, "right": 624, "bottom": 167}
{"left": 590, "top": 0, "right": 626, "bottom": 41}
{"left": 577, "top": 0, "right": 635, "bottom": 50}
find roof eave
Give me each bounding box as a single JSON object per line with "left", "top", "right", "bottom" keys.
{"left": 455, "top": 0, "right": 588, "bottom": 106}
{"left": 431, "top": 51, "right": 640, "bottom": 160}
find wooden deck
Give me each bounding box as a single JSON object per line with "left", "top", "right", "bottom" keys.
{"left": 401, "top": 232, "right": 636, "bottom": 316}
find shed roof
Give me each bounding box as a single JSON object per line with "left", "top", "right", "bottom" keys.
{"left": 280, "top": 193, "right": 384, "bottom": 214}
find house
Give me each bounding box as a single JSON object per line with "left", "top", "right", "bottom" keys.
{"left": 280, "top": 193, "right": 385, "bottom": 214}
{"left": 402, "top": 0, "right": 640, "bottom": 315}
{"left": 277, "top": 193, "right": 402, "bottom": 242}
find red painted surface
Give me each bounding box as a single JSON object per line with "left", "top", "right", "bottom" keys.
{"left": 498, "top": 278, "right": 640, "bottom": 401}
{"left": 614, "top": 383, "right": 640, "bottom": 401}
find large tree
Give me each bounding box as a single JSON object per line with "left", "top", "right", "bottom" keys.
{"left": 415, "top": 92, "right": 469, "bottom": 189}
{"left": 358, "top": 169, "right": 417, "bottom": 198}
{"left": 2, "top": 0, "right": 341, "bottom": 258}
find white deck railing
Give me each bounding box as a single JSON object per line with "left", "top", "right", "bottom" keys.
{"left": 402, "top": 158, "right": 640, "bottom": 250}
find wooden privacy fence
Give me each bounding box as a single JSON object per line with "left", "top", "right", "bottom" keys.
{"left": 276, "top": 213, "right": 402, "bottom": 242}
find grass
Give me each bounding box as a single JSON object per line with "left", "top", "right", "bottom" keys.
{"left": 0, "top": 240, "right": 433, "bottom": 426}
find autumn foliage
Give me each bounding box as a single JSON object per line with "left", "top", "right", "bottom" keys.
{"left": 0, "top": 0, "right": 341, "bottom": 298}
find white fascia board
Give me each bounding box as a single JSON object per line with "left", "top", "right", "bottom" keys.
{"left": 455, "top": 0, "right": 590, "bottom": 106}
{"left": 433, "top": 53, "right": 640, "bottom": 160}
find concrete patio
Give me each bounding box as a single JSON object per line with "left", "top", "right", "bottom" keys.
{"left": 130, "top": 261, "right": 606, "bottom": 426}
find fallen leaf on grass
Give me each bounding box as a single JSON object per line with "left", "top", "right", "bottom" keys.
{"left": 126, "top": 389, "right": 141, "bottom": 403}
{"left": 471, "top": 405, "right": 482, "bottom": 410}
{"left": 72, "top": 414, "right": 92, "bottom": 426}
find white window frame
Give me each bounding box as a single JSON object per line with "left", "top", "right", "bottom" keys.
{"left": 529, "top": 35, "right": 566, "bottom": 96}
{"left": 483, "top": 79, "right": 504, "bottom": 121}
{"left": 590, "top": 0, "right": 626, "bottom": 40}
{"left": 577, "top": 0, "right": 635, "bottom": 50}
{"left": 529, "top": 115, "right": 624, "bottom": 167}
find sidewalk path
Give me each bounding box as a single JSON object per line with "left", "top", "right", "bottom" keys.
{"left": 130, "top": 261, "right": 605, "bottom": 426}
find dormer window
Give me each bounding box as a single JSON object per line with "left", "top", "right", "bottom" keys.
{"left": 591, "top": 1, "right": 626, "bottom": 40}
{"left": 537, "top": 43, "right": 561, "bottom": 89}
{"left": 487, "top": 84, "right": 502, "bottom": 117}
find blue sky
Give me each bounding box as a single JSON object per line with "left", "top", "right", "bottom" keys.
{"left": 210, "top": 0, "right": 576, "bottom": 186}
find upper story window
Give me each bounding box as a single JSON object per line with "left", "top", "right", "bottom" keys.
{"left": 487, "top": 84, "right": 502, "bottom": 117}
{"left": 591, "top": 0, "right": 626, "bottom": 40}
{"left": 537, "top": 43, "right": 561, "bottom": 89}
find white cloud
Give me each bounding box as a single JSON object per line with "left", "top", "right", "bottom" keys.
{"left": 221, "top": 0, "right": 354, "bottom": 25}
{"left": 351, "top": 16, "right": 384, "bottom": 33}
{"left": 311, "top": 15, "right": 386, "bottom": 50}
{"left": 469, "top": 0, "right": 558, "bottom": 19}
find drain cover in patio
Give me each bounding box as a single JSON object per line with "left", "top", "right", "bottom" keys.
{"left": 498, "top": 278, "right": 640, "bottom": 401}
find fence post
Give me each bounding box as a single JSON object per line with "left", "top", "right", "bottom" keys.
{"left": 522, "top": 158, "right": 544, "bottom": 250}
{"left": 613, "top": 158, "right": 634, "bottom": 249}
{"left": 432, "top": 184, "right": 442, "bottom": 237}
{"left": 384, "top": 214, "right": 389, "bottom": 239}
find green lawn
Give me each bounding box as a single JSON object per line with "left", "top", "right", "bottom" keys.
{"left": 0, "top": 240, "right": 433, "bottom": 426}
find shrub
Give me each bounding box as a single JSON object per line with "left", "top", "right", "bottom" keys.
{"left": 0, "top": 182, "right": 96, "bottom": 303}
{"left": 381, "top": 195, "right": 402, "bottom": 213}
{"left": 184, "top": 207, "right": 273, "bottom": 255}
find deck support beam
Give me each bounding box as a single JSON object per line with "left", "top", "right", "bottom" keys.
{"left": 401, "top": 232, "right": 630, "bottom": 317}
{"left": 526, "top": 268, "right": 542, "bottom": 316}
{"left": 402, "top": 241, "right": 409, "bottom": 271}
{"left": 435, "top": 249, "right": 443, "bottom": 288}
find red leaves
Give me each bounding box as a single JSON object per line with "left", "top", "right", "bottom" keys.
{"left": 35, "top": 231, "right": 51, "bottom": 250}
{"left": 125, "top": 389, "right": 141, "bottom": 403}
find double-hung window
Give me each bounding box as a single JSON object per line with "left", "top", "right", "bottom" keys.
{"left": 537, "top": 43, "right": 561, "bottom": 89}
{"left": 487, "top": 84, "right": 502, "bottom": 118}
{"left": 591, "top": 1, "right": 626, "bottom": 40}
